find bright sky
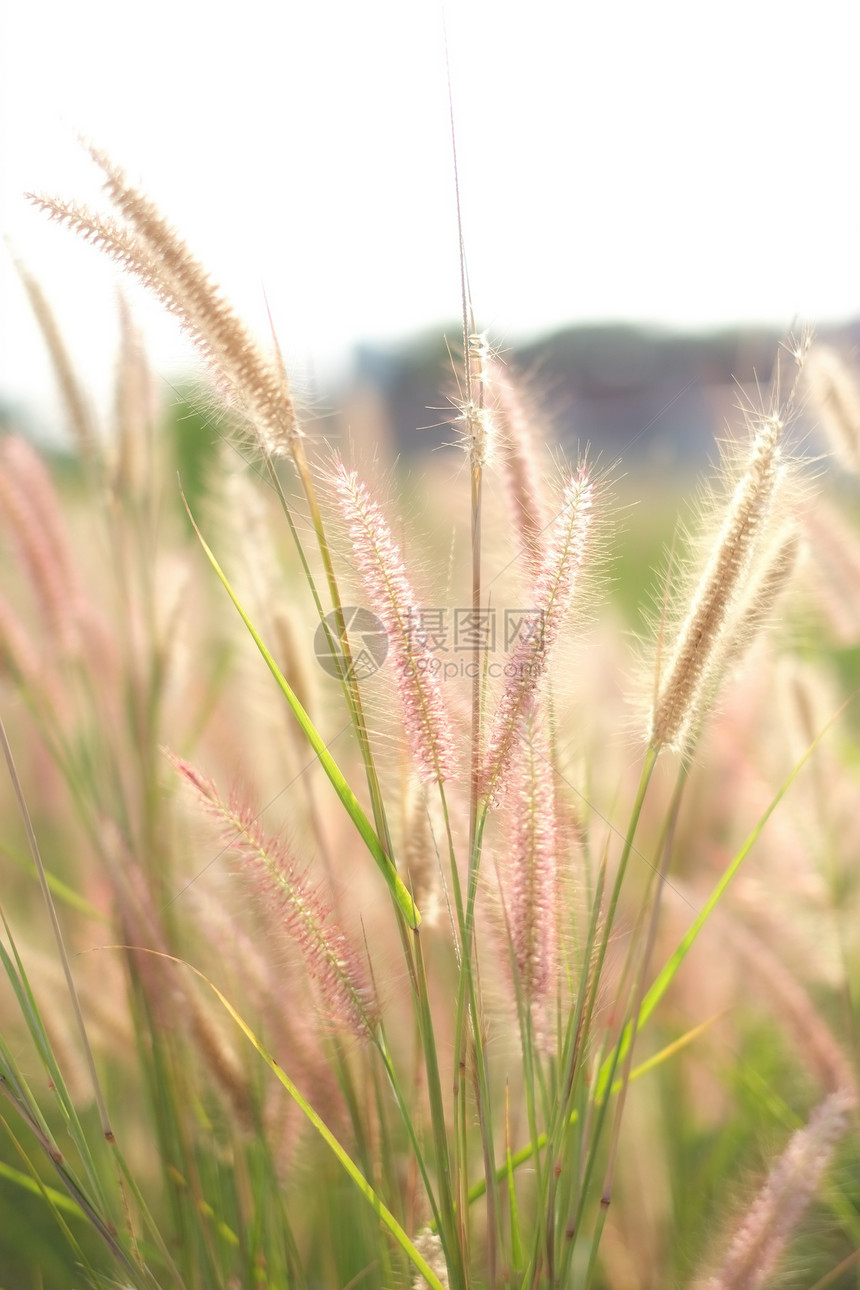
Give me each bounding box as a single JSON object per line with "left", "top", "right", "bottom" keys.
{"left": 1, "top": 0, "right": 858, "bottom": 433}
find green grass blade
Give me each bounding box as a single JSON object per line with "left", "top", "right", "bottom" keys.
{"left": 0, "top": 844, "right": 108, "bottom": 922}
{"left": 603, "top": 706, "right": 853, "bottom": 1088}
{"left": 461, "top": 1014, "right": 717, "bottom": 1214}
{"left": 183, "top": 495, "right": 421, "bottom": 928}
{"left": 0, "top": 1158, "right": 86, "bottom": 1219}
{"left": 141, "top": 949, "right": 447, "bottom": 1290}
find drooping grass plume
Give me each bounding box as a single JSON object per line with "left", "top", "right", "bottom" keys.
{"left": 649, "top": 407, "right": 786, "bottom": 752}
{"left": 28, "top": 149, "right": 301, "bottom": 459}
{"left": 169, "top": 751, "right": 379, "bottom": 1043}
{"left": 330, "top": 456, "right": 457, "bottom": 784}
{"left": 700, "top": 1088, "right": 855, "bottom": 1290}
{"left": 480, "top": 465, "right": 594, "bottom": 803}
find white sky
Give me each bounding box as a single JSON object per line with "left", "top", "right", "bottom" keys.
{"left": 1, "top": 0, "right": 858, "bottom": 434}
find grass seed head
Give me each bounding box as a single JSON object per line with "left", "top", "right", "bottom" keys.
{"left": 330, "top": 456, "right": 458, "bottom": 784}
{"left": 648, "top": 407, "right": 788, "bottom": 752}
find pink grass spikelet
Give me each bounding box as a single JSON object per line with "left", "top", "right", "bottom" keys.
{"left": 486, "top": 356, "right": 549, "bottom": 574}
{"left": 504, "top": 709, "right": 558, "bottom": 1009}
{"left": 480, "top": 466, "right": 594, "bottom": 803}
{"left": 168, "top": 752, "right": 379, "bottom": 1042}
{"left": 331, "top": 458, "right": 457, "bottom": 783}
{"left": 703, "top": 1088, "right": 854, "bottom": 1290}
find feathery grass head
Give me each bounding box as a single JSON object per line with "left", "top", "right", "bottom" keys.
{"left": 168, "top": 751, "right": 379, "bottom": 1043}
{"left": 329, "top": 456, "right": 458, "bottom": 784}
{"left": 480, "top": 463, "right": 595, "bottom": 803}
{"left": 702, "top": 1088, "right": 855, "bottom": 1290}
{"left": 452, "top": 331, "right": 496, "bottom": 473}
{"left": 28, "top": 146, "right": 302, "bottom": 460}
{"left": 648, "top": 398, "right": 795, "bottom": 753}
{"left": 486, "top": 355, "right": 550, "bottom": 576}
{"left": 500, "top": 704, "right": 558, "bottom": 1011}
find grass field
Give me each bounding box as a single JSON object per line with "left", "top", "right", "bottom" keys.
{"left": 0, "top": 151, "right": 859, "bottom": 1290}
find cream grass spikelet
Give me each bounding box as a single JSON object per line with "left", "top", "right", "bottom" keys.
{"left": 695, "top": 527, "right": 801, "bottom": 721}
{"left": 731, "top": 526, "right": 801, "bottom": 641}
{"left": 412, "top": 1229, "right": 450, "bottom": 1289}
{"left": 649, "top": 408, "right": 785, "bottom": 752}
{"left": 701, "top": 1088, "right": 855, "bottom": 1290}
{"left": 480, "top": 465, "right": 594, "bottom": 804}
{"left": 457, "top": 331, "right": 495, "bottom": 472}
{"left": 330, "top": 457, "right": 457, "bottom": 784}
{"left": 168, "top": 752, "right": 379, "bottom": 1043}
